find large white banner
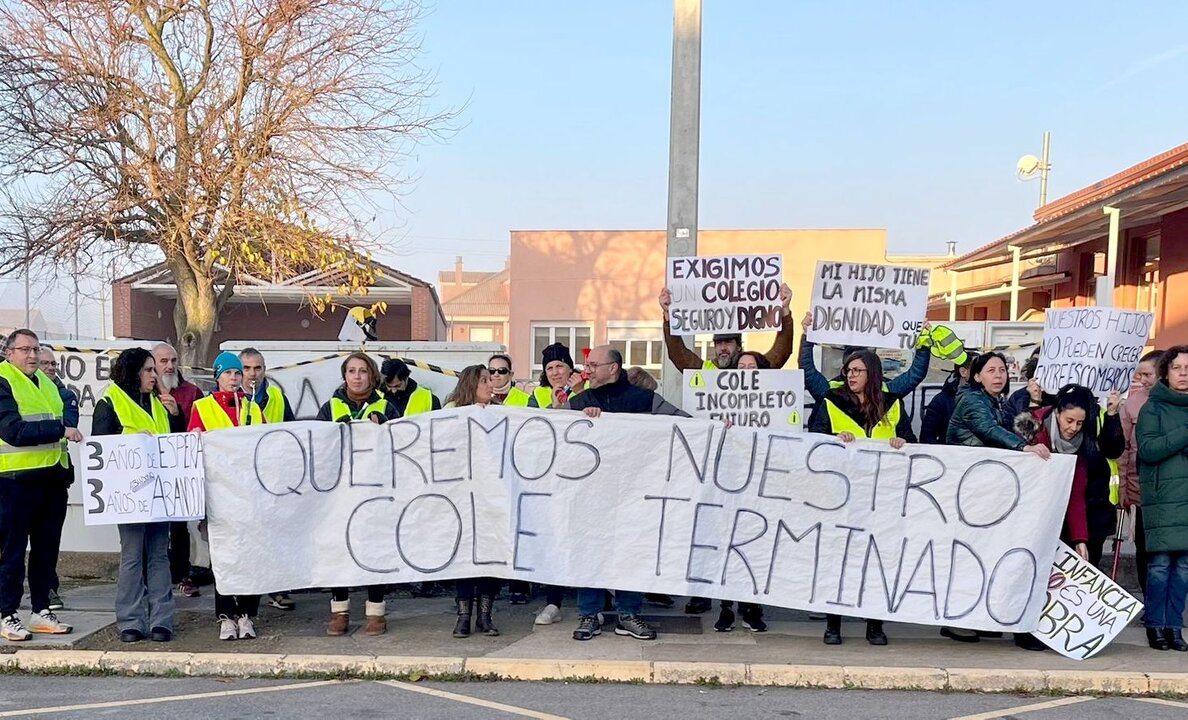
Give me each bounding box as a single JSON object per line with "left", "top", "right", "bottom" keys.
{"left": 204, "top": 407, "right": 1075, "bottom": 632}
{"left": 1034, "top": 308, "right": 1154, "bottom": 399}
{"left": 666, "top": 254, "right": 783, "bottom": 336}
{"left": 81, "top": 433, "right": 206, "bottom": 525}
{"left": 682, "top": 369, "right": 805, "bottom": 430}
{"left": 807, "top": 261, "right": 931, "bottom": 349}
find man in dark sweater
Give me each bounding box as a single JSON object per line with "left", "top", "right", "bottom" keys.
{"left": 567, "top": 345, "right": 686, "bottom": 643}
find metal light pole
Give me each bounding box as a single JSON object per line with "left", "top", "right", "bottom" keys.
{"left": 660, "top": 0, "right": 702, "bottom": 405}
{"left": 1038, "top": 131, "right": 1051, "bottom": 207}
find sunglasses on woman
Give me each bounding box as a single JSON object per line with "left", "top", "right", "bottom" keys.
{"left": 487, "top": 367, "right": 510, "bottom": 375}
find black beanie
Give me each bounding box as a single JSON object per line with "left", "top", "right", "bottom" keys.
{"left": 541, "top": 343, "right": 574, "bottom": 369}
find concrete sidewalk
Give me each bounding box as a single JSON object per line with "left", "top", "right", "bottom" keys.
{"left": 2, "top": 584, "right": 1186, "bottom": 695}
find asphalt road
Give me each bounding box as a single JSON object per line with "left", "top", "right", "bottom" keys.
{"left": 0, "top": 676, "right": 1184, "bottom": 719}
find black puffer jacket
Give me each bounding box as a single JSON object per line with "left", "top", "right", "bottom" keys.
{"left": 567, "top": 371, "right": 687, "bottom": 416}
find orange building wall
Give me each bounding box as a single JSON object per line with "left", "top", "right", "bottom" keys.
{"left": 509, "top": 229, "right": 894, "bottom": 370}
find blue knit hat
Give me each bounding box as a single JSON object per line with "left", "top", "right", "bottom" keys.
{"left": 212, "top": 351, "right": 243, "bottom": 379}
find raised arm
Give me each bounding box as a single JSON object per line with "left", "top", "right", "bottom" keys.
{"left": 659, "top": 288, "right": 705, "bottom": 371}
{"left": 798, "top": 312, "right": 831, "bottom": 402}
{"left": 760, "top": 283, "right": 795, "bottom": 368}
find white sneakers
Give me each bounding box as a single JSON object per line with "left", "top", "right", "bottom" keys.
{"left": 218, "top": 615, "right": 238, "bottom": 641}
{"left": 1, "top": 614, "right": 31, "bottom": 641}
{"left": 237, "top": 615, "right": 256, "bottom": 640}
{"left": 27, "top": 610, "right": 72, "bottom": 635}
{"left": 219, "top": 614, "right": 257, "bottom": 641}
{"left": 534, "top": 603, "right": 563, "bottom": 626}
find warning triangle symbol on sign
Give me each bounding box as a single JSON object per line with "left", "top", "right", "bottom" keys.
{"left": 690, "top": 372, "right": 704, "bottom": 388}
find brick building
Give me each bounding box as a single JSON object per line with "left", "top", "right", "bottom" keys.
{"left": 438, "top": 257, "right": 509, "bottom": 345}
{"left": 112, "top": 259, "right": 445, "bottom": 363}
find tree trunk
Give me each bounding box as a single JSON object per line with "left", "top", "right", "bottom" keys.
{"left": 166, "top": 256, "right": 218, "bottom": 374}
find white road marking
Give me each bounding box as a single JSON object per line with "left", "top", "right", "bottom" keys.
{"left": 1134, "top": 696, "right": 1188, "bottom": 710}
{"left": 0, "top": 679, "right": 351, "bottom": 718}
{"left": 947, "top": 695, "right": 1095, "bottom": 720}
{"left": 380, "top": 680, "right": 570, "bottom": 719}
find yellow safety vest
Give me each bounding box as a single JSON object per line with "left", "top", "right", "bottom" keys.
{"left": 404, "top": 386, "right": 434, "bottom": 416}
{"left": 103, "top": 384, "right": 170, "bottom": 435}
{"left": 1101, "top": 408, "right": 1120, "bottom": 504}
{"left": 193, "top": 394, "right": 263, "bottom": 430}
{"left": 532, "top": 386, "right": 554, "bottom": 408}
{"left": 0, "top": 362, "right": 64, "bottom": 472}
{"left": 330, "top": 395, "right": 389, "bottom": 422}
{"left": 703, "top": 360, "right": 717, "bottom": 370}
{"left": 823, "top": 396, "right": 901, "bottom": 440}
{"left": 502, "top": 387, "right": 532, "bottom": 406}
{"left": 259, "top": 383, "right": 287, "bottom": 424}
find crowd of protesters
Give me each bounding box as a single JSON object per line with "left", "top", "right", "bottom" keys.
{"left": 0, "top": 284, "right": 1182, "bottom": 654}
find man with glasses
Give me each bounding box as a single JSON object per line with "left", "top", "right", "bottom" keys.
{"left": 486, "top": 354, "right": 531, "bottom": 405}
{"left": 566, "top": 345, "right": 687, "bottom": 643}
{"left": 0, "top": 329, "right": 79, "bottom": 641}
{"left": 36, "top": 347, "right": 79, "bottom": 612}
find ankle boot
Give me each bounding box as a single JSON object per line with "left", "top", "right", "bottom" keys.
{"left": 327, "top": 599, "right": 350, "bottom": 636}
{"left": 823, "top": 614, "right": 842, "bottom": 645}
{"left": 476, "top": 595, "right": 500, "bottom": 636}
{"left": 1164, "top": 627, "right": 1188, "bottom": 652}
{"left": 1148, "top": 628, "right": 1170, "bottom": 651}
{"left": 453, "top": 599, "right": 473, "bottom": 638}
{"left": 865, "top": 619, "right": 888, "bottom": 646}
{"left": 364, "top": 600, "right": 387, "bottom": 636}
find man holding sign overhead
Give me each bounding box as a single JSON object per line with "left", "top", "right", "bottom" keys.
{"left": 659, "top": 254, "right": 794, "bottom": 373}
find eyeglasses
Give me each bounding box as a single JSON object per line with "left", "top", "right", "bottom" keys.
{"left": 8, "top": 346, "right": 39, "bottom": 355}
{"left": 844, "top": 367, "right": 867, "bottom": 376}
{"left": 585, "top": 361, "right": 614, "bottom": 370}
{"left": 487, "top": 367, "right": 510, "bottom": 375}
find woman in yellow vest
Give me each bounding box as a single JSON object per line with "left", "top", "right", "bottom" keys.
{"left": 187, "top": 352, "right": 264, "bottom": 641}
{"left": 488, "top": 354, "right": 531, "bottom": 406}
{"left": 93, "top": 348, "right": 187, "bottom": 643}
{"left": 316, "top": 352, "right": 398, "bottom": 637}
{"left": 527, "top": 343, "right": 586, "bottom": 409}
{"left": 444, "top": 365, "right": 502, "bottom": 638}
{"left": 808, "top": 349, "right": 907, "bottom": 647}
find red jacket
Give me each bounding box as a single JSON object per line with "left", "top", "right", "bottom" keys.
{"left": 1029, "top": 406, "right": 1089, "bottom": 544}
{"left": 187, "top": 391, "right": 247, "bottom": 432}
{"left": 170, "top": 379, "right": 204, "bottom": 423}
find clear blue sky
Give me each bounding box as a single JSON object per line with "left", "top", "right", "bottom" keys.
{"left": 382, "top": 0, "right": 1188, "bottom": 281}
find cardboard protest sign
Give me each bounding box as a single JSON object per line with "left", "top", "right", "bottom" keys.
{"left": 1034, "top": 308, "right": 1154, "bottom": 398}
{"left": 1035, "top": 542, "right": 1143, "bottom": 660}
{"left": 81, "top": 433, "right": 205, "bottom": 525}
{"left": 683, "top": 369, "right": 805, "bottom": 429}
{"left": 666, "top": 254, "right": 783, "bottom": 336}
{"left": 204, "top": 407, "right": 1075, "bottom": 632}
{"left": 807, "top": 261, "right": 931, "bottom": 350}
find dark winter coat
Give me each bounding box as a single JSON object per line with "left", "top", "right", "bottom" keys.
{"left": 1136, "top": 380, "right": 1188, "bottom": 552}
{"left": 567, "top": 371, "right": 687, "bottom": 416}
{"left": 920, "top": 372, "right": 961, "bottom": 444}
{"left": 945, "top": 386, "right": 1024, "bottom": 450}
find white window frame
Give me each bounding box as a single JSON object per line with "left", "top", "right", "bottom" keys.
{"left": 530, "top": 323, "right": 594, "bottom": 373}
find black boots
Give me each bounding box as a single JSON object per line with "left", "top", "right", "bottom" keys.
{"left": 1161, "top": 627, "right": 1188, "bottom": 652}
{"left": 823, "top": 614, "right": 841, "bottom": 645}
{"left": 475, "top": 595, "right": 500, "bottom": 637}
{"left": 865, "top": 619, "right": 888, "bottom": 646}
{"left": 452, "top": 599, "right": 472, "bottom": 639}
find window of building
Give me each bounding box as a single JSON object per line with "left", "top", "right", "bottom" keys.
{"left": 469, "top": 327, "right": 494, "bottom": 343}
{"left": 1137, "top": 235, "right": 1160, "bottom": 315}
{"left": 606, "top": 322, "right": 666, "bottom": 380}
{"left": 530, "top": 324, "right": 592, "bottom": 371}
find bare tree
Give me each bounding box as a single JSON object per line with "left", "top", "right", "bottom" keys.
{"left": 0, "top": 0, "right": 453, "bottom": 365}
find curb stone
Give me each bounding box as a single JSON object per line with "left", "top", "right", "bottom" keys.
{"left": 3, "top": 650, "right": 1187, "bottom": 696}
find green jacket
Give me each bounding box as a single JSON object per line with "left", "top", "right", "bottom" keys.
{"left": 945, "top": 386, "right": 1025, "bottom": 450}
{"left": 1136, "top": 380, "right": 1188, "bottom": 552}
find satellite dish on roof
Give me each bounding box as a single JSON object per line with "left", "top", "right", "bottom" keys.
{"left": 1016, "top": 154, "right": 1042, "bottom": 178}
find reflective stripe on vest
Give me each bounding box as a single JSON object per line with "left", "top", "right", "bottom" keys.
{"left": 0, "top": 363, "right": 64, "bottom": 471}
{"left": 502, "top": 387, "right": 531, "bottom": 406}
{"left": 261, "top": 384, "right": 286, "bottom": 424}
{"left": 330, "top": 396, "right": 389, "bottom": 422}
{"left": 823, "top": 397, "right": 901, "bottom": 440}
{"left": 1100, "top": 407, "right": 1120, "bottom": 503}
{"left": 404, "top": 386, "right": 434, "bottom": 416}
{"left": 193, "top": 395, "right": 263, "bottom": 430}
{"left": 103, "top": 384, "right": 170, "bottom": 435}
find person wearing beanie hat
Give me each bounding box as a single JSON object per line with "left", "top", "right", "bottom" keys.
{"left": 187, "top": 350, "right": 264, "bottom": 642}
{"left": 528, "top": 343, "right": 584, "bottom": 409}
{"left": 380, "top": 358, "right": 441, "bottom": 417}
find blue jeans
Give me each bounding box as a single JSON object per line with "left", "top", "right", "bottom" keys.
{"left": 1145, "top": 551, "right": 1188, "bottom": 629}
{"left": 577, "top": 589, "right": 642, "bottom": 618}
{"left": 116, "top": 523, "right": 175, "bottom": 633}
